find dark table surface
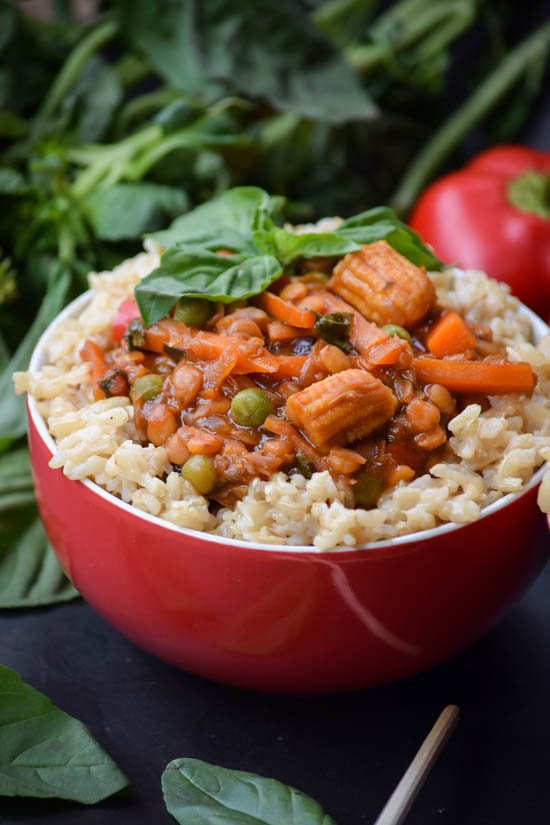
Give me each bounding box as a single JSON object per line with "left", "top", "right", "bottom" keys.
{"left": 0, "top": 522, "right": 548, "bottom": 825}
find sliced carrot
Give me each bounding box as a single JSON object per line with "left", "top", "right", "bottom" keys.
{"left": 414, "top": 358, "right": 536, "bottom": 396}
{"left": 319, "top": 291, "right": 410, "bottom": 366}
{"left": 144, "top": 320, "right": 278, "bottom": 374}
{"left": 366, "top": 337, "right": 408, "bottom": 366}
{"left": 201, "top": 348, "right": 239, "bottom": 397}
{"left": 426, "top": 311, "right": 477, "bottom": 358}
{"left": 80, "top": 339, "right": 107, "bottom": 400}
{"left": 257, "top": 292, "right": 316, "bottom": 328}
{"left": 267, "top": 321, "right": 312, "bottom": 342}
{"left": 271, "top": 355, "right": 308, "bottom": 379}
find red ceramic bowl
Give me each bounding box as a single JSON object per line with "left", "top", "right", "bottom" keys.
{"left": 27, "top": 295, "right": 549, "bottom": 693}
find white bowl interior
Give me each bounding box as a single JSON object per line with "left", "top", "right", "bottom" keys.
{"left": 28, "top": 289, "right": 549, "bottom": 554}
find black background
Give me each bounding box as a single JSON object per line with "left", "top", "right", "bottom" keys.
{"left": 0, "top": 525, "right": 548, "bottom": 825}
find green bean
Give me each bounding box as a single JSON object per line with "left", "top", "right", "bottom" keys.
{"left": 382, "top": 324, "right": 412, "bottom": 344}
{"left": 230, "top": 388, "right": 274, "bottom": 428}
{"left": 354, "top": 470, "right": 383, "bottom": 508}
{"left": 174, "top": 298, "right": 212, "bottom": 327}
{"left": 130, "top": 373, "right": 163, "bottom": 403}
{"left": 181, "top": 455, "right": 218, "bottom": 494}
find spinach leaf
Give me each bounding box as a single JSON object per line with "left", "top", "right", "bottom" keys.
{"left": 252, "top": 227, "right": 359, "bottom": 266}
{"left": 118, "top": 0, "right": 375, "bottom": 124}
{"left": 0, "top": 447, "right": 78, "bottom": 608}
{"left": 84, "top": 182, "right": 189, "bottom": 241}
{"left": 0, "top": 265, "right": 70, "bottom": 453}
{"left": 162, "top": 758, "right": 338, "bottom": 825}
{"left": 149, "top": 186, "right": 284, "bottom": 251}
{"left": 62, "top": 55, "right": 123, "bottom": 145}
{"left": 136, "top": 249, "right": 282, "bottom": 325}
{"left": 338, "top": 206, "right": 443, "bottom": 270}
{"left": 0, "top": 664, "right": 128, "bottom": 802}
{"left": 0, "top": 516, "right": 78, "bottom": 609}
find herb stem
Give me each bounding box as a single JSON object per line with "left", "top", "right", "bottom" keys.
{"left": 33, "top": 18, "right": 118, "bottom": 136}
{"left": 347, "top": 1, "right": 475, "bottom": 73}
{"left": 391, "top": 21, "right": 550, "bottom": 216}
{"left": 70, "top": 124, "right": 161, "bottom": 197}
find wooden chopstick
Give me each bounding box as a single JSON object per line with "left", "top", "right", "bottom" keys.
{"left": 373, "top": 704, "right": 460, "bottom": 825}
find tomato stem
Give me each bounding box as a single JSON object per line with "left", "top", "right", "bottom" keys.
{"left": 508, "top": 171, "right": 550, "bottom": 219}
{"left": 391, "top": 21, "right": 550, "bottom": 217}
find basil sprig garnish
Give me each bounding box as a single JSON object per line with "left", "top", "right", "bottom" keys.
{"left": 137, "top": 187, "right": 442, "bottom": 325}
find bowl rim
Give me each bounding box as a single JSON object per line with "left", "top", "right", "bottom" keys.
{"left": 28, "top": 286, "right": 549, "bottom": 556}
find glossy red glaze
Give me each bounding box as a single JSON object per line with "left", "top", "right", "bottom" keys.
{"left": 28, "top": 404, "right": 548, "bottom": 693}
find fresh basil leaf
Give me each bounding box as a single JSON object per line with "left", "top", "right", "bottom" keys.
{"left": 0, "top": 664, "right": 128, "bottom": 802}
{"left": 338, "top": 206, "right": 443, "bottom": 270}
{"left": 0, "top": 265, "right": 70, "bottom": 453}
{"left": 136, "top": 249, "right": 282, "bottom": 325}
{"left": 252, "top": 227, "right": 360, "bottom": 266}
{"left": 162, "top": 758, "right": 338, "bottom": 825}
{"left": 149, "top": 186, "right": 283, "bottom": 251}
{"left": 84, "top": 183, "right": 189, "bottom": 241}
{"left": 119, "top": 0, "right": 375, "bottom": 124}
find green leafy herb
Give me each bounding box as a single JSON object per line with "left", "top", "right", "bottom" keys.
{"left": 162, "top": 757, "right": 338, "bottom": 825}
{"left": 0, "top": 447, "right": 78, "bottom": 608}
{"left": 315, "top": 312, "right": 353, "bottom": 352}
{"left": 84, "top": 182, "right": 188, "bottom": 241}
{"left": 149, "top": 186, "right": 284, "bottom": 251}
{"left": 138, "top": 189, "right": 441, "bottom": 323}
{"left": 252, "top": 226, "right": 360, "bottom": 266}
{"left": 0, "top": 664, "right": 128, "bottom": 802}
{"left": 136, "top": 248, "right": 282, "bottom": 325}
{"left": 118, "top": 0, "right": 376, "bottom": 124}
{"left": 337, "top": 207, "right": 443, "bottom": 270}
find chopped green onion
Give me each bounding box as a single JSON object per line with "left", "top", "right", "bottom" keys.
{"left": 354, "top": 470, "right": 382, "bottom": 508}
{"left": 315, "top": 312, "right": 352, "bottom": 352}
{"left": 130, "top": 374, "right": 163, "bottom": 403}
{"left": 383, "top": 324, "right": 412, "bottom": 344}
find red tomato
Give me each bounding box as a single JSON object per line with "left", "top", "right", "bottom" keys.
{"left": 112, "top": 298, "right": 141, "bottom": 343}
{"left": 410, "top": 145, "right": 550, "bottom": 317}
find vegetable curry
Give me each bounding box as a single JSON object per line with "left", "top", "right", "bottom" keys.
{"left": 83, "top": 240, "right": 537, "bottom": 509}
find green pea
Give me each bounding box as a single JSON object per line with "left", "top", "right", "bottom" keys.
{"left": 181, "top": 455, "right": 218, "bottom": 495}
{"left": 130, "top": 374, "right": 163, "bottom": 403}
{"left": 354, "top": 470, "right": 383, "bottom": 508}
{"left": 382, "top": 324, "right": 412, "bottom": 344}
{"left": 174, "top": 298, "right": 212, "bottom": 328}
{"left": 230, "top": 388, "right": 274, "bottom": 428}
